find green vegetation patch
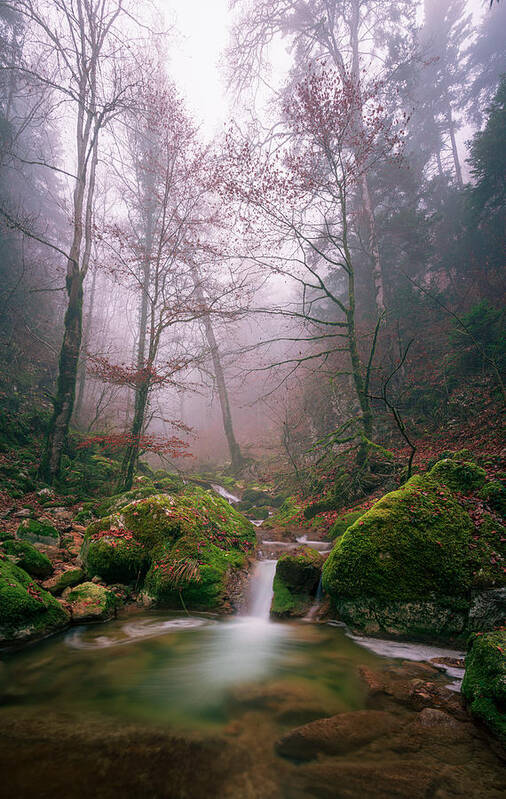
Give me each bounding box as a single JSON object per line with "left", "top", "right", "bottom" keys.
{"left": 462, "top": 630, "right": 506, "bottom": 744}
{"left": 82, "top": 487, "right": 256, "bottom": 608}
{"left": 271, "top": 547, "right": 323, "bottom": 618}
{"left": 322, "top": 474, "right": 474, "bottom": 605}
{"left": 0, "top": 558, "right": 68, "bottom": 643}
{"left": 1, "top": 539, "right": 53, "bottom": 578}
{"left": 16, "top": 518, "right": 59, "bottom": 545}
{"left": 428, "top": 458, "right": 487, "bottom": 494}
{"left": 328, "top": 509, "right": 367, "bottom": 540}
{"left": 65, "top": 581, "right": 119, "bottom": 621}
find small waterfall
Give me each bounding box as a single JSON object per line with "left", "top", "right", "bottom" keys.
{"left": 247, "top": 560, "right": 277, "bottom": 619}
{"left": 304, "top": 575, "right": 323, "bottom": 621}
{"left": 211, "top": 483, "right": 240, "bottom": 504}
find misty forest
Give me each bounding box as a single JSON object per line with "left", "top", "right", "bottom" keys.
{"left": 0, "top": 0, "right": 504, "bottom": 796}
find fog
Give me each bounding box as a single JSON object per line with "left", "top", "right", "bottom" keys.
{"left": 0, "top": 0, "right": 504, "bottom": 483}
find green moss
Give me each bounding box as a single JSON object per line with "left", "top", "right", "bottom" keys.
{"left": 0, "top": 558, "right": 68, "bottom": 643}
{"left": 270, "top": 548, "right": 323, "bottom": 619}
{"left": 470, "top": 515, "right": 506, "bottom": 589}
{"left": 462, "top": 631, "right": 506, "bottom": 744}
{"left": 16, "top": 519, "right": 59, "bottom": 545}
{"left": 322, "top": 474, "right": 474, "bottom": 605}
{"left": 428, "top": 459, "right": 487, "bottom": 494}
{"left": 145, "top": 535, "right": 246, "bottom": 610}
{"left": 262, "top": 497, "right": 302, "bottom": 530}
{"left": 271, "top": 573, "right": 313, "bottom": 617}
{"left": 81, "top": 487, "right": 256, "bottom": 608}
{"left": 0, "top": 531, "right": 14, "bottom": 542}
{"left": 247, "top": 506, "right": 269, "bottom": 520}
{"left": 479, "top": 480, "right": 506, "bottom": 516}
{"left": 328, "top": 509, "right": 366, "bottom": 540}
{"left": 45, "top": 568, "right": 85, "bottom": 595}
{"left": 1, "top": 539, "right": 53, "bottom": 578}
{"left": 65, "top": 581, "right": 118, "bottom": 621}
{"left": 84, "top": 531, "right": 149, "bottom": 584}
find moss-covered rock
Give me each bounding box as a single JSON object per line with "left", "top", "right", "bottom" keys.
{"left": 0, "top": 531, "right": 15, "bottom": 542}
{"left": 479, "top": 480, "right": 506, "bottom": 516}
{"left": 0, "top": 539, "right": 53, "bottom": 578}
{"left": 81, "top": 488, "right": 256, "bottom": 610}
{"left": 271, "top": 547, "right": 323, "bottom": 618}
{"left": 16, "top": 518, "right": 59, "bottom": 546}
{"left": 428, "top": 459, "right": 487, "bottom": 494}
{"left": 63, "top": 581, "right": 119, "bottom": 622}
{"left": 42, "top": 567, "right": 85, "bottom": 595}
{"left": 261, "top": 497, "right": 302, "bottom": 530}
{"left": 328, "top": 509, "right": 367, "bottom": 540}
{"left": 83, "top": 529, "right": 149, "bottom": 584}
{"left": 0, "top": 558, "right": 69, "bottom": 644}
{"left": 322, "top": 474, "right": 475, "bottom": 639}
{"left": 462, "top": 631, "right": 506, "bottom": 744}
{"left": 469, "top": 515, "right": 506, "bottom": 590}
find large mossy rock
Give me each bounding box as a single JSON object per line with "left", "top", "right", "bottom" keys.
{"left": 271, "top": 547, "right": 323, "bottom": 618}
{"left": 462, "top": 630, "right": 506, "bottom": 744}
{"left": 322, "top": 474, "right": 475, "bottom": 639}
{"left": 0, "top": 558, "right": 69, "bottom": 644}
{"left": 81, "top": 487, "right": 256, "bottom": 611}
{"left": 0, "top": 539, "right": 53, "bottom": 578}
{"left": 428, "top": 458, "right": 487, "bottom": 493}
{"left": 16, "top": 518, "right": 59, "bottom": 546}
{"left": 63, "top": 581, "right": 118, "bottom": 622}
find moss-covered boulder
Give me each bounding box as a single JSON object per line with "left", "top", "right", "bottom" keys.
{"left": 322, "top": 474, "right": 475, "bottom": 639}
{"left": 42, "top": 567, "right": 85, "bottom": 595}
{"left": 271, "top": 548, "right": 323, "bottom": 618}
{"left": 0, "top": 558, "right": 69, "bottom": 644}
{"left": 0, "top": 539, "right": 53, "bottom": 578}
{"left": 63, "top": 582, "right": 118, "bottom": 622}
{"left": 479, "top": 480, "right": 506, "bottom": 516}
{"left": 328, "top": 509, "right": 367, "bottom": 540}
{"left": 428, "top": 458, "right": 487, "bottom": 494}
{"left": 16, "top": 519, "right": 59, "bottom": 546}
{"left": 261, "top": 497, "right": 302, "bottom": 531}
{"left": 81, "top": 488, "right": 256, "bottom": 610}
{"left": 462, "top": 631, "right": 506, "bottom": 744}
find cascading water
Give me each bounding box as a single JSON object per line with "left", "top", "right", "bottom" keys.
{"left": 247, "top": 559, "right": 277, "bottom": 619}
{"left": 211, "top": 483, "right": 240, "bottom": 504}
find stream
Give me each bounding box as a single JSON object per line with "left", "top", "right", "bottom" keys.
{"left": 1, "top": 492, "right": 504, "bottom": 797}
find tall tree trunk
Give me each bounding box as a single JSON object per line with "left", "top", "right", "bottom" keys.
{"left": 349, "top": 0, "right": 386, "bottom": 314}
{"left": 202, "top": 312, "right": 244, "bottom": 473}
{"left": 39, "top": 269, "right": 83, "bottom": 480}
{"left": 74, "top": 265, "right": 97, "bottom": 423}
{"left": 190, "top": 266, "right": 244, "bottom": 472}
{"left": 118, "top": 378, "right": 150, "bottom": 491}
{"left": 445, "top": 94, "right": 463, "bottom": 187}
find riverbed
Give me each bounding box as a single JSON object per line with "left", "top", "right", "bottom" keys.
{"left": 1, "top": 560, "right": 504, "bottom": 798}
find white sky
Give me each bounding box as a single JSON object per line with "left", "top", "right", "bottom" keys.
{"left": 158, "top": 0, "right": 489, "bottom": 138}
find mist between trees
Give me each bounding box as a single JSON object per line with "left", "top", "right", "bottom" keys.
{"left": 0, "top": 0, "right": 504, "bottom": 491}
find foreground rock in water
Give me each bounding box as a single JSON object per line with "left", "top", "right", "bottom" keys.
{"left": 271, "top": 547, "right": 324, "bottom": 618}
{"left": 276, "top": 710, "right": 402, "bottom": 760}
{"left": 462, "top": 630, "right": 506, "bottom": 745}
{"left": 62, "top": 581, "right": 119, "bottom": 622}
{"left": 0, "top": 558, "right": 69, "bottom": 644}
{"left": 322, "top": 457, "right": 505, "bottom": 640}
{"left": 81, "top": 487, "right": 256, "bottom": 611}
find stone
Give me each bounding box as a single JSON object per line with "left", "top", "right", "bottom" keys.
{"left": 468, "top": 588, "right": 506, "bottom": 631}
{"left": 275, "top": 710, "right": 403, "bottom": 760}
{"left": 42, "top": 567, "right": 85, "bottom": 595}
{"left": 63, "top": 581, "right": 119, "bottom": 622}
